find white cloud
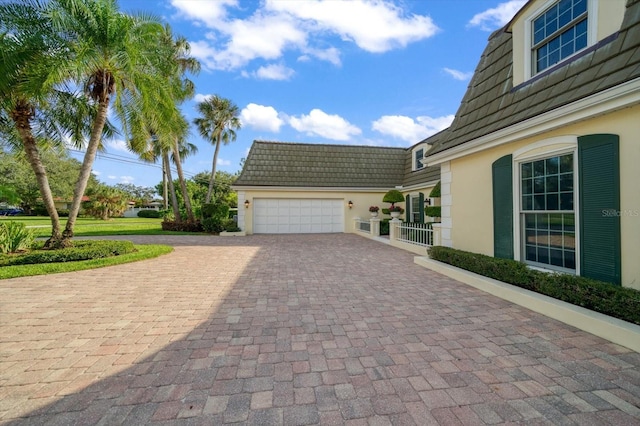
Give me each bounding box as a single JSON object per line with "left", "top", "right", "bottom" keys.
{"left": 468, "top": 0, "right": 526, "bottom": 31}
{"left": 119, "top": 176, "right": 135, "bottom": 184}
{"left": 268, "top": 0, "right": 439, "bottom": 53}
{"left": 443, "top": 68, "right": 473, "bottom": 81}
{"left": 171, "top": 0, "right": 438, "bottom": 71}
{"left": 92, "top": 170, "right": 101, "bottom": 176}
{"left": 106, "top": 139, "right": 130, "bottom": 153}
{"left": 107, "top": 175, "right": 117, "bottom": 180}
{"left": 217, "top": 158, "right": 231, "bottom": 166}
{"left": 240, "top": 103, "right": 284, "bottom": 132}
{"left": 193, "top": 93, "right": 212, "bottom": 103}
{"left": 288, "top": 109, "right": 361, "bottom": 141}
{"left": 371, "top": 114, "right": 454, "bottom": 143}
{"left": 252, "top": 63, "right": 295, "bottom": 80}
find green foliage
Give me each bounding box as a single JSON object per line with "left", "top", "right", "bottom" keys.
{"left": 201, "top": 217, "right": 224, "bottom": 233}
{"left": 137, "top": 209, "right": 161, "bottom": 218}
{"left": 114, "top": 183, "right": 157, "bottom": 204}
{"left": 83, "top": 185, "right": 128, "bottom": 220}
{"left": 201, "top": 201, "right": 230, "bottom": 220}
{"left": 380, "top": 219, "right": 390, "bottom": 235}
{"left": 0, "top": 240, "right": 136, "bottom": 266}
{"left": 427, "top": 246, "right": 640, "bottom": 325}
{"left": 429, "top": 181, "right": 441, "bottom": 198}
{"left": 425, "top": 206, "right": 441, "bottom": 218}
{"left": 161, "top": 220, "right": 203, "bottom": 232}
{"left": 222, "top": 218, "right": 241, "bottom": 232}
{"left": 0, "top": 221, "right": 34, "bottom": 254}
{"left": 383, "top": 189, "right": 404, "bottom": 203}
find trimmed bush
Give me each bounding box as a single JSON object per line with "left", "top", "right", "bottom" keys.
{"left": 383, "top": 189, "right": 404, "bottom": 204}
{"left": 427, "top": 246, "right": 640, "bottom": 325}
{"left": 0, "top": 240, "right": 137, "bottom": 266}
{"left": 137, "top": 209, "right": 161, "bottom": 218}
{"left": 201, "top": 217, "right": 224, "bottom": 233}
{"left": 425, "top": 206, "right": 441, "bottom": 218}
{"left": 201, "top": 202, "right": 230, "bottom": 220}
{"left": 222, "top": 218, "right": 241, "bottom": 232}
{"left": 429, "top": 181, "right": 441, "bottom": 198}
{"left": 161, "top": 220, "right": 203, "bottom": 232}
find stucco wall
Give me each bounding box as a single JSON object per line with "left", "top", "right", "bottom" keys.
{"left": 449, "top": 104, "right": 640, "bottom": 289}
{"left": 236, "top": 184, "right": 436, "bottom": 235}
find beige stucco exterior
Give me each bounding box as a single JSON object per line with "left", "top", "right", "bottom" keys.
{"left": 511, "top": 0, "right": 627, "bottom": 86}
{"left": 448, "top": 104, "right": 640, "bottom": 289}
{"left": 236, "top": 183, "right": 437, "bottom": 235}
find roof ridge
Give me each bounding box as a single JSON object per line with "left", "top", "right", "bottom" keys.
{"left": 252, "top": 140, "right": 407, "bottom": 151}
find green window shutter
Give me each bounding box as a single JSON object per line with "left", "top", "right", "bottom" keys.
{"left": 405, "top": 194, "right": 411, "bottom": 221}
{"left": 578, "top": 134, "right": 621, "bottom": 285}
{"left": 418, "top": 192, "right": 425, "bottom": 224}
{"left": 492, "top": 155, "right": 513, "bottom": 259}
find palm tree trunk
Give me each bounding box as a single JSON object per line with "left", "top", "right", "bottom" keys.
{"left": 10, "top": 100, "right": 62, "bottom": 247}
{"left": 162, "top": 159, "right": 168, "bottom": 210}
{"left": 62, "top": 95, "right": 110, "bottom": 243}
{"left": 172, "top": 138, "right": 195, "bottom": 222}
{"left": 163, "top": 151, "right": 181, "bottom": 222}
{"left": 205, "top": 136, "right": 221, "bottom": 204}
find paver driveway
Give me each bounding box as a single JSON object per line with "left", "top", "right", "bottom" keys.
{"left": 1, "top": 234, "right": 639, "bottom": 425}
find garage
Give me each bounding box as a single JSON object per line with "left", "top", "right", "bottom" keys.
{"left": 253, "top": 199, "right": 344, "bottom": 234}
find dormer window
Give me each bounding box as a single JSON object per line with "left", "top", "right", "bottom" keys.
{"left": 532, "top": 0, "right": 588, "bottom": 74}
{"left": 413, "top": 148, "right": 424, "bottom": 171}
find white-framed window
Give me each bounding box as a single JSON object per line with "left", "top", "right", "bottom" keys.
{"left": 531, "top": 0, "right": 589, "bottom": 75}
{"left": 413, "top": 148, "right": 424, "bottom": 171}
{"left": 410, "top": 195, "right": 422, "bottom": 223}
{"left": 513, "top": 137, "right": 578, "bottom": 273}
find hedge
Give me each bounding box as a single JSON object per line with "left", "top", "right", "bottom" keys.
{"left": 0, "top": 240, "right": 137, "bottom": 267}
{"left": 161, "top": 220, "right": 203, "bottom": 232}
{"left": 427, "top": 246, "right": 640, "bottom": 326}
{"left": 137, "top": 209, "right": 161, "bottom": 218}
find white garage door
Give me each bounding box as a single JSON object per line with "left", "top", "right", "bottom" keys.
{"left": 253, "top": 199, "right": 344, "bottom": 234}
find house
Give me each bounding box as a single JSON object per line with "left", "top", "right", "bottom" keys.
{"left": 234, "top": 0, "right": 639, "bottom": 290}
{"left": 422, "top": 0, "right": 639, "bottom": 289}
{"left": 233, "top": 140, "right": 439, "bottom": 234}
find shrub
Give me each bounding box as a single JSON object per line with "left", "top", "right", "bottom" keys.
{"left": 201, "top": 217, "right": 224, "bottom": 233}
{"left": 383, "top": 189, "right": 404, "bottom": 204}
{"left": 137, "top": 209, "right": 161, "bottom": 218}
{"left": 380, "top": 219, "right": 390, "bottom": 235}
{"left": 0, "top": 221, "right": 35, "bottom": 254}
{"left": 429, "top": 181, "right": 441, "bottom": 198}
{"left": 427, "top": 246, "right": 640, "bottom": 325}
{"left": 0, "top": 240, "right": 136, "bottom": 266}
{"left": 222, "top": 218, "right": 241, "bottom": 232}
{"left": 161, "top": 220, "right": 203, "bottom": 232}
{"left": 425, "top": 206, "right": 441, "bottom": 218}
{"left": 201, "top": 202, "right": 230, "bottom": 220}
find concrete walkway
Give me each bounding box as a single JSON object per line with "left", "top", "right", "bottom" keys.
{"left": 1, "top": 234, "right": 639, "bottom": 425}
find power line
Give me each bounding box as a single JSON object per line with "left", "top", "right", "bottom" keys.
{"left": 67, "top": 148, "right": 198, "bottom": 178}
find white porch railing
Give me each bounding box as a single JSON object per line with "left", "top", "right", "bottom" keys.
{"left": 394, "top": 222, "right": 433, "bottom": 247}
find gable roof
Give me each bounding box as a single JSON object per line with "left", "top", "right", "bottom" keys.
{"left": 428, "top": 0, "right": 640, "bottom": 156}
{"left": 234, "top": 141, "right": 407, "bottom": 188}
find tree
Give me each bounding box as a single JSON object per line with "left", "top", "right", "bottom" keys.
{"left": 83, "top": 184, "right": 128, "bottom": 220}
{"left": 43, "top": 0, "right": 182, "bottom": 243}
{"left": 114, "top": 183, "right": 157, "bottom": 205}
{"left": 194, "top": 95, "right": 241, "bottom": 203}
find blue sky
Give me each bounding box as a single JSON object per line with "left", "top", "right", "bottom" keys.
{"left": 75, "top": 0, "right": 526, "bottom": 190}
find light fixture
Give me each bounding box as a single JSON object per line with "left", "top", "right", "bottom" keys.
{"left": 348, "top": 200, "right": 353, "bottom": 209}
{"left": 425, "top": 198, "right": 431, "bottom": 206}
{"left": 244, "top": 200, "right": 250, "bottom": 208}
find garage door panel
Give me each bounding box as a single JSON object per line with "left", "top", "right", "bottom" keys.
{"left": 254, "top": 198, "right": 344, "bottom": 234}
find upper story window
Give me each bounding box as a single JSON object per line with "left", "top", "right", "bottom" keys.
{"left": 532, "top": 0, "right": 588, "bottom": 74}
{"left": 413, "top": 148, "right": 424, "bottom": 171}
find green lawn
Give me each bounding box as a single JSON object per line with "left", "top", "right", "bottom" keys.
{"left": 0, "top": 216, "right": 191, "bottom": 279}
{"left": 2, "top": 216, "right": 191, "bottom": 237}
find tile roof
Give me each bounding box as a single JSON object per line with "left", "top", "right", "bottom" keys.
{"left": 428, "top": 0, "right": 640, "bottom": 156}
{"left": 234, "top": 141, "right": 407, "bottom": 188}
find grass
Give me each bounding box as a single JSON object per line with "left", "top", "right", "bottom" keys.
{"left": 0, "top": 244, "right": 173, "bottom": 279}
{"left": 0, "top": 217, "right": 187, "bottom": 279}
{"left": 1, "top": 216, "right": 193, "bottom": 237}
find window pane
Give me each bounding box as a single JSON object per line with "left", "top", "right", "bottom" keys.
{"left": 537, "top": 213, "right": 549, "bottom": 229}
{"left": 537, "top": 246, "right": 549, "bottom": 264}
{"left": 546, "top": 175, "right": 558, "bottom": 192}
{"left": 522, "top": 195, "right": 533, "bottom": 210}
{"left": 534, "top": 160, "right": 545, "bottom": 176}
{"left": 547, "top": 193, "right": 559, "bottom": 210}
{"left": 523, "top": 178, "right": 533, "bottom": 194}
{"left": 560, "top": 192, "right": 573, "bottom": 210}
{"left": 550, "top": 248, "right": 564, "bottom": 266}
{"left": 545, "top": 157, "right": 559, "bottom": 174}
{"left": 522, "top": 163, "right": 532, "bottom": 178}
{"left": 534, "top": 195, "right": 546, "bottom": 210}
{"left": 560, "top": 154, "right": 573, "bottom": 172}
{"left": 549, "top": 213, "right": 563, "bottom": 230}
{"left": 574, "top": 0, "right": 587, "bottom": 17}
{"left": 560, "top": 173, "right": 573, "bottom": 191}
{"left": 534, "top": 177, "right": 545, "bottom": 193}
{"left": 565, "top": 250, "right": 575, "bottom": 269}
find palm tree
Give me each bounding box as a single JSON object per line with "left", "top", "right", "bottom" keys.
{"left": 0, "top": 1, "right": 108, "bottom": 247}
{"left": 43, "top": 0, "right": 177, "bottom": 243}
{"left": 194, "top": 96, "right": 242, "bottom": 204}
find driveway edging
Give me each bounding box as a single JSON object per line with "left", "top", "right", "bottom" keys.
{"left": 414, "top": 256, "right": 640, "bottom": 353}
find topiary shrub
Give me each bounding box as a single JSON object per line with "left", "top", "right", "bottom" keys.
{"left": 201, "top": 217, "right": 224, "bottom": 233}
{"left": 427, "top": 246, "right": 640, "bottom": 325}
{"left": 201, "top": 202, "right": 230, "bottom": 220}
{"left": 429, "top": 181, "right": 441, "bottom": 198}
{"left": 383, "top": 189, "right": 404, "bottom": 204}
{"left": 137, "top": 209, "right": 161, "bottom": 218}
{"left": 222, "top": 218, "right": 241, "bottom": 232}
{"left": 425, "top": 206, "right": 441, "bottom": 218}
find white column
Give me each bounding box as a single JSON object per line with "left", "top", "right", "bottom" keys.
{"left": 440, "top": 161, "right": 453, "bottom": 247}
{"left": 370, "top": 218, "right": 380, "bottom": 236}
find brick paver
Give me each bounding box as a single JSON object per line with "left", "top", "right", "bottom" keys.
{"left": 1, "top": 234, "right": 639, "bottom": 425}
